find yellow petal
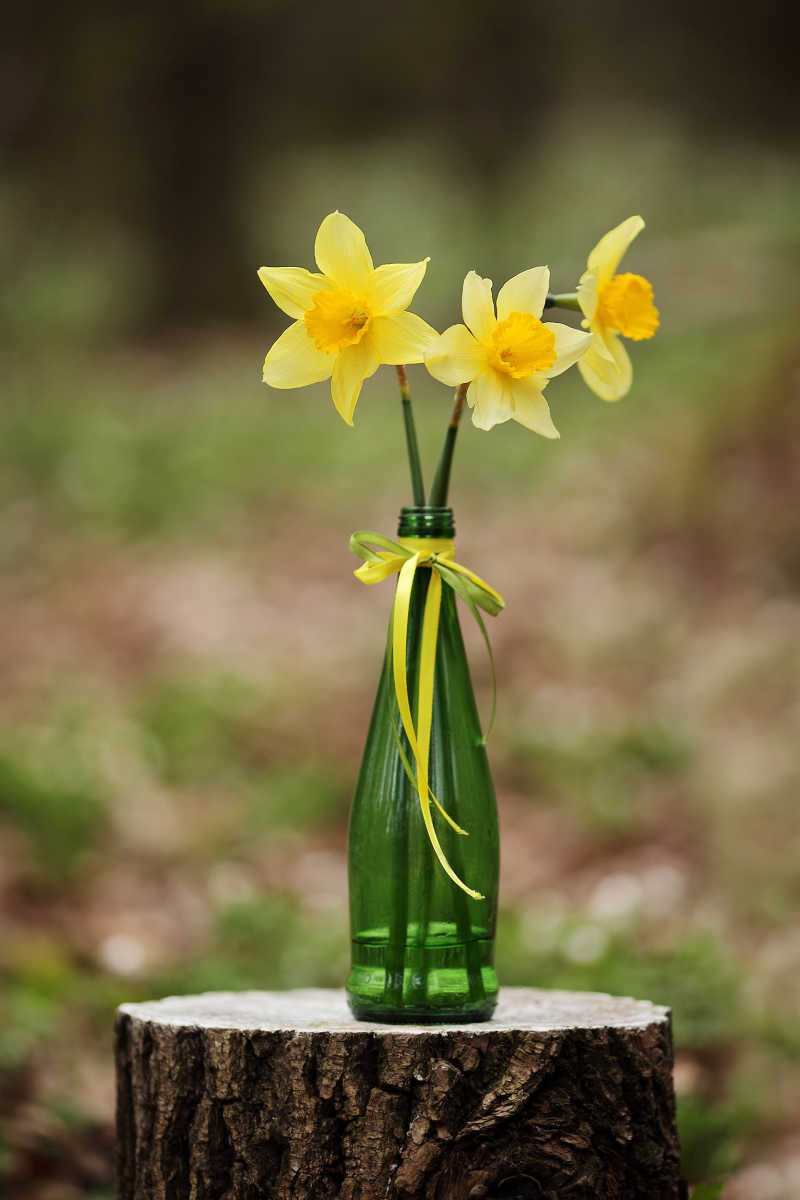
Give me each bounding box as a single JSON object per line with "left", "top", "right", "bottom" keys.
{"left": 425, "top": 324, "right": 487, "bottom": 386}
{"left": 462, "top": 271, "right": 496, "bottom": 342}
{"left": 577, "top": 267, "right": 598, "bottom": 323}
{"left": 314, "top": 212, "right": 374, "bottom": 292}
{"left": 370, "top": 311, "right": 438, "bottom": 365}
{"left": 330, "top": 335, "right": 380, "bottom": 425}
{"left": 542, "top": 323, "right": 594, "bottom": 378}
{"left": 262, "top": 320, "right": 334, "bottom": 389}
{"left": 257, "top": 266, "right": 332, "bottom": 319}
{"left": 496, "top": 266, "right": 550, "bottom": 321}
{"left": 577, "top": 331, "right": 632, "bottom": 401}
{"left": 588, "top": 325, "right": 617, "bottom": 363}
{"left": 368, "top": 260, "right": 430, "bottom": 314}
{"left": 587, "top": 216, "right": 645, "bottom": 288}
{"left": 509, "top": 377, "right": 560, "bottom": 438}
{"left": 468, "top": 370, "right": 513, "bottom": 430}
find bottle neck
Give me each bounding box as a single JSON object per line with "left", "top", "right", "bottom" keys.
{"left": 397, "top": 506, "right": 455, "bottom": 540}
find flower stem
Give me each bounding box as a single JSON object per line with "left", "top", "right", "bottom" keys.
{"left": 385, "top": 744, "right": 410, "bottom": 1007}
{"left": 543, "top": 291, "right": 581, "bottom": 312}
{"left": 396, "top": 365, "right": 426, "bottom": 506}
{"left": 428, "top": 384, "right": 467, "bottom": 507}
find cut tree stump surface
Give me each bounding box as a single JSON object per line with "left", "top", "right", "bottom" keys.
{"left": 115, "top": 987, "right": 684, "bottom": 1200}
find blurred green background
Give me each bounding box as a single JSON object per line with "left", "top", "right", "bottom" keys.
{"left": 2, "top": 3, "right": 799, "bottom": 1197}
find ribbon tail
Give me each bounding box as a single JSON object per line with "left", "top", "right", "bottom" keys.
{"left": 382, "top": 609, "right": 467, "bottom": 835}
{"left": 436, "top": 564, "right": 498, "bottom": 744}
{"left": 392, "top": 554, "right": 421, "bottom": 761}
{"left": 385, "top": 692, "right": 469, "bottom": 836}
{"left": 417, "top": 570, "right": 483, "bottom": 900}
{"left": 438, "top": 558, "right": 505, "bottom": 616}
{"left": 471, "top": 603, "right": 498, "bottom": 744}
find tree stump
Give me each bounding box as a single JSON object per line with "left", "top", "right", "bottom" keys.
{"left": 114, "top": 987, "right": 684, "bottom": 1200}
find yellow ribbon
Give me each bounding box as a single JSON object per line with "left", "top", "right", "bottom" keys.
{"left": 350, "top": 531, "right": 504, "bottom": 899}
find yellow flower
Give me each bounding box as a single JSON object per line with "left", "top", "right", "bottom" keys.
{"left": 258, "top": 212, "right": 437, "bottom": 425}
{"left": 577, "top": 216, "right": 660, "bottom": 402}
{"left": 424, "top": 268, "right": 592, "bottom": 437}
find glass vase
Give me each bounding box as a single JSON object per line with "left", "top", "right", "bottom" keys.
{"left": 346, "top": 506, "right": 499, "bottom": 1023}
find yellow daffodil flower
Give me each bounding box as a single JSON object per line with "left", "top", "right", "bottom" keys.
{"left": 424, "top": 268, "right": 592, "bottom": 437}
{"left": 577, "top": 215, "right": 660, "bottom": 402}
{"left": 258, "top": 212, "right": 438, "bottom": 425}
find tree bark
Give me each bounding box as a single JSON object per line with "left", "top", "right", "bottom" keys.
{"left": 114, "top": 987, "right": 684, "bottom": 1200}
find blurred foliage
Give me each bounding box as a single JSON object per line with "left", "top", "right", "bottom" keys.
{"left": 678, "top": 1091, "right": 759, "bottom": 1184}
{"left": 0, "top": 746, "right": 104, "bottom": 883}
{"left": 154, "top": 895, "right": 347, "bottom": 997}
{"left": 688, "top": 1183, "right": 727, "bottom": 1200}
{"left": 497, "top": 923, "right": 743, "bottom": 1049}
{"left": 137, "top": 672, "right": 268, "bottom": 784}
{"left": 505, "top": 721, "right": 694, "bottom": 835}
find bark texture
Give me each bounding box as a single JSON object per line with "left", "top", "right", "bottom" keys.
{"left": 115, "top": 987, "right": 684, "bottom": 1200}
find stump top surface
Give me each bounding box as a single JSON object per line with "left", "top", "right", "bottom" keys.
{"left": 118, "top": 986, "right": 669, "bottom": 1034}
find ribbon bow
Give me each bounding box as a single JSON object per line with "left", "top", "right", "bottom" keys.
{"left": 350, "top": 531, "right": 504, "bottom": 899}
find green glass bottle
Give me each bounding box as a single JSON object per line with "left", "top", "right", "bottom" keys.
{"left": 346, "top": 506, "right": 500, "bottom": 1023}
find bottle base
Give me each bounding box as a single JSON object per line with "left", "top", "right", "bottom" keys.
{"left": 347, "top": 995, "right": 498, "bottom": 1024}
{"left": 346, "top": 933, "right": 498, "bottom": 1024}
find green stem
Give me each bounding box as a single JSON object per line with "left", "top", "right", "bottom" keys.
{"left": 385, "top": 573, "right": 424, "bottom": 1008}
{"left": 385, "top": 745, "right": 410, "bottom": 1007}
{"left": 428, "top": 384, "right": 467, "bottom": 507}
{"left": 430, "top": 635, "right": 485, "bottom": 1006}
{"left": 396, "top": 365, "right": 426, "bottom": 506}
{"left": 406, "top": 837, "right": 431, "bottom": 1008}
{"left": 544, "top": 291, "right": 581, "bottom": 312}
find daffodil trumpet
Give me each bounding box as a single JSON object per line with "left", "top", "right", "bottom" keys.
{"left": 350, "top": 530, "right": 504, "bottom": 899}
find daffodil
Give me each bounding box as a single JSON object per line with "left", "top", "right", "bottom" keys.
{"left": 424, "top": 268, "right": 592, "bottom": 437}
{"left": 258, "top": 212, "right": 437, "bottom": 425}
{"left": 576, "top": 215, "right": 660, "bottom": 402}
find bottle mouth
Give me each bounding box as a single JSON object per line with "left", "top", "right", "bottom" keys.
{"left": 397, "top": 506, "right": 455, "bottom": 539}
